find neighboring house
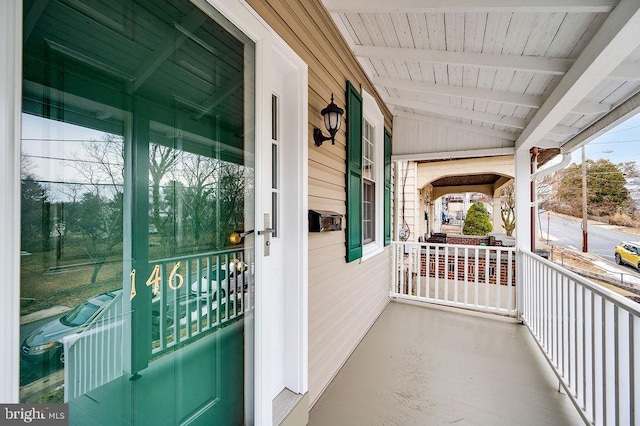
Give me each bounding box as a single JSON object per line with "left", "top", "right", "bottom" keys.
{"left": 2, "top": 1, "right": 640, "bottom": 426}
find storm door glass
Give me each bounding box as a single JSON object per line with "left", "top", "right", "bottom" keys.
{"left": 20, "top": 0, "right": 255, "bottom": 424}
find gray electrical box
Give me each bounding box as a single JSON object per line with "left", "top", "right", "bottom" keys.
{"left": 308, "top": 210, "right": 342, "bottom": 232}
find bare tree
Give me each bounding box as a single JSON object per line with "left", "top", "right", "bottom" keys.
{"left": 500, "top": 185, "right": 516, "bottom": 237}
{"left": 69, "top": 134, "right": 124, "bottom": 283}
{"left": 149, "top": 143, "right": 181, "bottom": 246}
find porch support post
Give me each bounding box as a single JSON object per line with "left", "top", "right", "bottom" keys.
{"left": 0, "top": 0, "right": 22, "bottom": 403}
{"left": 514, "top": 148, "right": 531, "bottom": 320}
{"left": 434, "top": 197, "right": 442, "bottom": 233}
{"left": 530, "top": 148, "right": 539, "bottom": 252}
{"left": 492, "top": 193, "right": 502, "bottom": 234}
{"left": 514, "top": 149, "right": 531, "bottom": 251}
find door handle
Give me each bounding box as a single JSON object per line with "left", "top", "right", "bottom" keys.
{"left": 260, "top": 214, "right": 273, "bottom": 256}
{"left": 229, "top": 229, "right": 254, "bottom": 245}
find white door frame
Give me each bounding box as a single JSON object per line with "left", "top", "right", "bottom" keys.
{"left": 0, "top": 0, "right": 23, "bottom": 404}
{"left": 201, "top": 1, "right": 309, "bottom": 424}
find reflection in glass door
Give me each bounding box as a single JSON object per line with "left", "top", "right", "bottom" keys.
{"left": 20, "top": 0, "right": 255, "bottom": 424}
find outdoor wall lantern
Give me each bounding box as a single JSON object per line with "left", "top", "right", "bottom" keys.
{"left": 313, "top": 94, "right": 344, "bottom": 147}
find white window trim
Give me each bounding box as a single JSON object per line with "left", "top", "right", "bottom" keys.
{"left": 361, "top": 89, "right": 384, "bottom": 261}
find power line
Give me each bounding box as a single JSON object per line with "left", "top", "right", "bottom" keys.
{"left": 600, "top": 123, "right": 640, "bottom": 135}
{"left": 590, "top": 139, "right": 640, "bottom": 145}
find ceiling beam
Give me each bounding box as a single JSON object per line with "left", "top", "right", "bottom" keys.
{"left": 374, "top": 76, "right": 544, "bottom": 108}
{"left": 392, "top": 147, "right": 515, "bottom": 162}
{"left": 394, "top": 110, "right": 519, "bottom": 141}
{"left": 323, "top": 0, "right": 616, "bottom": 13}
{"left": 549, "top": 125, "right": 581, "bottom": 135}
{"left": 433, "top": 184, "right": 495, "bottom": 199}
{"left": 385, "top": 96, "right": 527, "bottom": 129}
{"left": 376, "top": 76, "right": 611, "bottom": 115}
{"left": 355, "top": 45, "right": 571, "bottom": 75}
{"left": 609, "top": 62, "right": 640, "bottom": 80}
{"left": 572, "top": 100, "right": 611, "bottom": 115}
{"left": 130, "top": 11, "right": 207, "bottom": 94}
{"left": 357, "top": 45, "right": 639, "bottom": 80}
{"left": 516, "top": 0, "right": 640, "bottom": 152}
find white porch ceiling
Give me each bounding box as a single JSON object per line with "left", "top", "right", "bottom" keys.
{"left": 322, "top": 0, "right": 640, "bottom": 158}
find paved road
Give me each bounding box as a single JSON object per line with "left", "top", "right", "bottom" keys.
{"left": 541, "top": 211, "right": 640, "bottom": 268}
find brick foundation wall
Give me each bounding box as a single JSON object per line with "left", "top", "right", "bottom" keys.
{"left": 419, "top": 252, "right": 515, "bottom": 285}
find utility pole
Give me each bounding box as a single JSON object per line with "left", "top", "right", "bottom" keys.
{"left": 582, "top": 146, "right": 588, "bottom": 252}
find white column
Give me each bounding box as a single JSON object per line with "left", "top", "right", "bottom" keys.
{"left": 434, "top": 197, "right": 443, "bottom": 233}
{"left": 492, "top": 194, "right": 502, "bottom": 234}
{"left": 0, "top": 0, "right": 22, "bottom": 403}
{"left": 514, "top": 149, "right": 532, "bottom": 251}
{"left": 463, "top": 193, "right": 470, "bottom": 215}
{"left": 418, "top": 188, "right": 427, "bottom": 240}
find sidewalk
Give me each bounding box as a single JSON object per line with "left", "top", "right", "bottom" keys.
{"left": 20, "top": 306, "right": 70, "bottom": 325}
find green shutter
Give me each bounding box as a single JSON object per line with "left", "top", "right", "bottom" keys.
{"left": 384, "top": 128, "right": 392, "bottom": 246}
{"left": 346, "top": 81, "right": 363, "bottom": 262}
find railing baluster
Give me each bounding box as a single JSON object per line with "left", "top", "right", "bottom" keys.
{"left": 444, "top": 245, "right": 450, "bottom": 301}
{"left": 426, "top": 245, "right": 431, "bottom": 300}
{"left": 593, "top": 292, "right": 597, "bottom": 423}
{"left": 474, "top": 247, "right": 479, "bottom": 307}
{"left": 496, "top": 249, "right": 501, "bottom": 311}
{"left": 573, "top": 279, "right": 578, "bottom": 398}
{"left": 464, "top": 247, "right": 469, "bottom": 306}
{"left": 454, "top": 246, "right": 459, "bottom": 304}
{"left": 185, "top": 260, "right": 192, "bottom": 339}
{"left": 484, "top": 247, "right": 489, "bottom": 309}
{"left": 435, "top": 246, "right": 440, "bottom": 302}
{"left": 612, "top": 305, "right": 620, "bottom": 425}
{"left": 631, "top": 315, "right": 636, "bottom": 425}
{"left": 409, "top": 244, "right": 415, "bottom": 297}
{"left": 580, "top": 285, "right": 586, "bottom": 410}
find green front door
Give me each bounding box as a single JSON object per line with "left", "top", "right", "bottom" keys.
{"left": 20, "top": 0, "right": 255, "bottom": 423}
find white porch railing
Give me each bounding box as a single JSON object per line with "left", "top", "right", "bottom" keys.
{"left": 63, "top": 249, "right": 254, "bottom": 402}
{"left": 521, "top": 250, "right": 640, "bottom": 425}
{"left": 392, "top": 242, "right": 516, "bottom": 316}
{"left": 64, "top": 291, "right": 125, "bottom": 402}
{"left": 150, "top": 249, "right": 251, "bottom": 356}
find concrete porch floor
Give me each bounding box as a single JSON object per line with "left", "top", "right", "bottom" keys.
{"left": 309, "top": 301, "right": 584, "bottom": 426}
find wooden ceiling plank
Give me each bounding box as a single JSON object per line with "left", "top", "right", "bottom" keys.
{"left": 516, "top": 0, "right": 640, "bottom": 151}
{"left": 323, "top": 0, "right": 616, "bottom": 14}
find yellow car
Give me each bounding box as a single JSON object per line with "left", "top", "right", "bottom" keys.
{"left": 614, "top": 242, "right": 640, "bottom": 270}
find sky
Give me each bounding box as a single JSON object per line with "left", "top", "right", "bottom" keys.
{"left": 570, "top": 111, "right": 640, "bottom": 165}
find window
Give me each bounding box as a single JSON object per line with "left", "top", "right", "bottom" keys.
{"left": 360, "top": 90, "right": 385, "bottom": 259}
{"left": 271, "top": 94, "right": 280, "bottom": 238}
{"left": 345, "top": 82, "right": 389, "bottom": 262}
{"left": 362, "top": 120, "right": 375, "bottom": 244}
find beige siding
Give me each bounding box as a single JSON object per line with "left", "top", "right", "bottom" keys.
{"left": 398, "top": 162, "right": 420, "bottom": 242}
{"left": 246, "top": 0, "right": 394, "bottom": 406}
